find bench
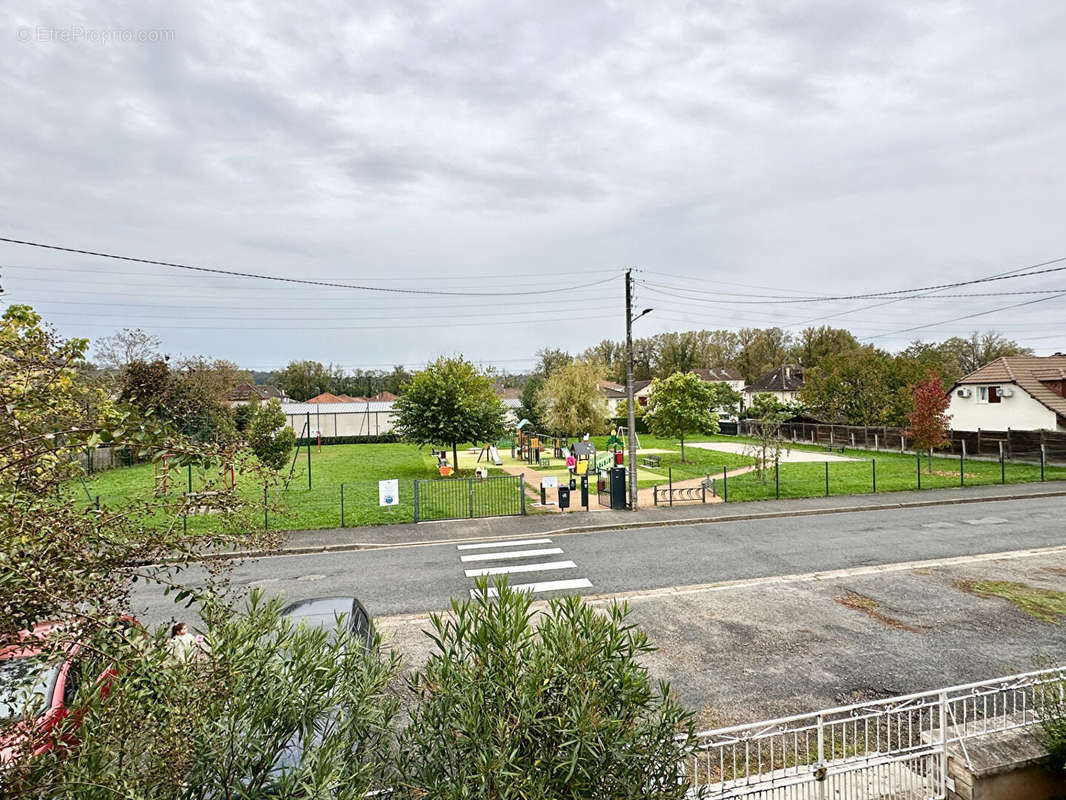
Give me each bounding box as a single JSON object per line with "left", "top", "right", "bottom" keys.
{"left": 641, "top": 455, "right": 662, "bottom": 468}
{"left": 823, "top": 446, "right": 846, "bottom": 454}
{"left": 538, "top": 457, "right": 552, "bottom": 468}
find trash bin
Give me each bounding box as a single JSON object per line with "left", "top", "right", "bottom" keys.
{"left": 609, "top": 466, "right": 627, "bottom": 510}
{"left": 557, "top": 486, "right": 571, "bottom": 510}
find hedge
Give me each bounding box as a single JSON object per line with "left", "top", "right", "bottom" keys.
{"left": 294, "top": 434, "right": 401, "bottom": 446}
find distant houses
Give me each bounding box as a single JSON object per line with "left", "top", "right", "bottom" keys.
{"left": 947, "top": 354, "right": 1066, "bottom": 432}
{"left": 226, "top": 383, "right": 290, "bottom": 407}
{"left": 742, "top": 364, "right": 804, "bottom": 407}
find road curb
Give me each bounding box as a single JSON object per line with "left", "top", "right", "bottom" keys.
{"left": 185, "top": 487, "right": 1066, "bottom": 563}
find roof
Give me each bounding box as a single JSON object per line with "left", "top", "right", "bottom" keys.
{"left": 603, "top": 385, "right": 627, "bottom": 398}
{"left": 745, "top": 365, "right": 805, "bottom": 393}
{"left": 496, "top": 387, "right": 522, "bottom": 399}
{"left": 632, "top": 379, "right": 653, "bottom": 394}
{"left": 502, "top": 397, "right": 522, "bottom": 408}
{"left": 227, "top": 383, "right": 288, "bottom": 402}
{"left": 692, "top": 367, "right": 743, "bottom": 382}
{"left": 305, "top": 392, "right": 352, "bottom": 404}
{"left": 955, "top": 355, "right": 1066, "bottom": 422}
{"left": 369, "top": 391, "right": 398, "bottom": 402}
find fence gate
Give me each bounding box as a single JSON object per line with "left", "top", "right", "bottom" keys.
{"left": 413, "top": 474, "right": 525, "bottom": 522}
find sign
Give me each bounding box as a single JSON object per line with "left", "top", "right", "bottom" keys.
{"left": 378, "top": 479, "right": 399, "bottom": 507}
{"left": 541, "top": 476, "right": 558, "bottom": 488}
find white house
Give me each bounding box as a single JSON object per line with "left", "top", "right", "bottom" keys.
{"left": 742, "top": 364, "right": 804, "bottom": 407}
{"left": 947, "top": 354, "right": 1066, "bottom": 432}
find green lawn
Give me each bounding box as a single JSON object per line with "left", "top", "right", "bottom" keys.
{"left": 83, "top": 442, "right": 510, "bottom": 531}
{"left": 80, "top": 436, "right": 1066, "bottom": 532}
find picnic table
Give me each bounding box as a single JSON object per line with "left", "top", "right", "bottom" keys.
{"left": 641, "top": 455, "right": 662, "bottom": 468}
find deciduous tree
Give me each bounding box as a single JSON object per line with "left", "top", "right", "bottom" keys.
{"left": 537, "top": 360, "right": 610, "bottom": 437}
{"left": 247, "top": 398, "right": 297, "bottom": 470}
{"left": 905, "top": 371, "right": 952, "bottom": 472}
{"left": 392, "top": 356, "right": 507, "bottom": 470}
{"left": 644, "top": 371, "right": 719, "bottom": 462}
{"left": 93, "top": 327, "right": 161, "bottom": 371}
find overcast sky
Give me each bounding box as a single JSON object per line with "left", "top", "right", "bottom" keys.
{"left": 2, "top": 1, "right": 1064, "bottom": 372}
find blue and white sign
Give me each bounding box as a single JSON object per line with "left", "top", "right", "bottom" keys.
{"left": 378, "top": 479, "right": 399, "bottom": 507}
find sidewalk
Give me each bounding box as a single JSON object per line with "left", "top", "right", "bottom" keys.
{"left": 209, "top": 480, "right": 1066, "bottom": 559}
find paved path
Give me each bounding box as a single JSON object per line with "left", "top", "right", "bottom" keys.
{"left": 688, "top": 440, "right": 861, "bottom": 462}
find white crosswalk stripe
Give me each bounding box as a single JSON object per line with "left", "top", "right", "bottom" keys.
{"left": 465, "top": 560, "right": 576, "bottom": 578}
{"left": 472, "top": 578, "right": 593, "bottom": 599}
{"left": 456, "top": 538, "right": 553, "bottom": 551}
{"left": 455, "top": 538, "right": 593, "bottom": 597}
{"left": 460, "top": 547, "right": 563, "bottom": 563}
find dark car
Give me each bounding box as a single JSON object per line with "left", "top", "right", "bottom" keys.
{"left": 279, "top": 597, "right": 372, "bottom": 648}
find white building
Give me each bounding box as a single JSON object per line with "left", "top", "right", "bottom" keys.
{"left": 947, "top": 355, "right": 1066, "bottom": 432}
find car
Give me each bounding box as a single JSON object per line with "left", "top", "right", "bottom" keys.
{"left": 279, "top": 597, "right": 372, "bottom": 648}
{"left": 0, "top": 619, "right": 135, "bottom": 766}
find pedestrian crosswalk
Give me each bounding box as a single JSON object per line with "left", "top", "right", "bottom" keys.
{"left": 458, "top": 537, "right": 592, "bottom": 599}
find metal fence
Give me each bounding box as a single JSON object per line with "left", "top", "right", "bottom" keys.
{"left": 413, "top": 474, "right": 525, "bottom": 522}
{"left": 684, "top": 666, "right": 1065, "bottom": 799}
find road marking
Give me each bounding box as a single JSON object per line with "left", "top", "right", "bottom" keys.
{"left": 459, "top": 547, "right": 563, "bottom": 562}
{"left": 465, "top": 560, "right": 577, "bottom": 577}
{"left": 922, "top": 522, "right": 955, "bottom": 529}
{"left": 472, "top": 578, "right": 593, "bottom": 598}
{"left": 964, "top": 517, "right": 1008, "bottom": 525}
{"left": 456, "top": 538, "right": 552, "bottom": 551}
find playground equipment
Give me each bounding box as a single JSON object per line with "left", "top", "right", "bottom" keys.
{"left": 154, "top": 453, "right": 178, "bottom": 495}
{"left": 476, "top": 442, "right": 504, "bottom": 466}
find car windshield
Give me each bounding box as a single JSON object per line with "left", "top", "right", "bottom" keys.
{"left": 0, "top": 657, "right": 60, "bottom": 721}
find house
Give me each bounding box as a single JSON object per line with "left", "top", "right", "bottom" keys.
{"left": 600, "top": 381, "right": 627, "bottom": 415}
{"left": 743, "top": 365, "right": 805, "bottom": 407}
{"left": 305, "top": 392, "right": 357, "bottom": 404}
{"left": 691, "top": 367, "right": 745, "bottom": 393}
{"left": 616, "top": 368, "right": 744, "bottom": 413}
{"left": 226, "top": 383, "right": 290, "bottom": 407}
{"left": 947, "top": 354, "right": 1066, "bottom": 432}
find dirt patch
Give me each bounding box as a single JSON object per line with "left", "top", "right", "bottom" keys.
{"left": 835, "top": 590, "right": 927, "bottom": 633}
{"left": 954, "top": 579, "right": 1066, "bottom": 624}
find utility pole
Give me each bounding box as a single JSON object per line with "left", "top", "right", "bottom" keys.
{"left": 625, "top": 269, "right": 638, "bottom": 510}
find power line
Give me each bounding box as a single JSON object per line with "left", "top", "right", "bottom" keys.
{"left": 862, "top": 291, "right": 1066, "bottom": 341}
{"left": 0, "top": 236, "right": 620, "bottom": 297}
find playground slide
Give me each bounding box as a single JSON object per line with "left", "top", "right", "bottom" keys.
{"left": 488, "top": 445, "right": 503, "bottom": 466}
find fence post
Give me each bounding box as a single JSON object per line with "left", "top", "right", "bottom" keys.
{"left": 306, "top": 412, "right": 312, "bottom": 490}
{"left": 775, "top": 460, "right": 780, "bottom": 499}
{"left": 872, "top": 459, "right": 876, "bottom": 493}
{"left": 824, "top": 461, "right": 829, "bottom": 497}
{"left": 185, "top": 465, "right": 192, "bottom": 535}
{"left": 520, "top": 474, "right": 526, "bottom": 514}
{"left": 340, "top": 483, "right": 345, "bottom": 527}
{"left": 723, "top": 466, "right": 728, "bottom": 502}
{"left": 469, "top": 478, "right": 475, "bottom": 518}
{"left": 702, "top": 476, "right": 706, "bottom": 504}
{"left": 874, "top": 434, "right": 879, "bottom": 451}
{"left": 263, "top": 485, "right": 268, "bottom": 531}
{"left": 960, "top": 450, "right": 964, "bottom": 487}
{"left": 668, "top": 467, "right": 673, "bottom": 507}
{"left": 1041, "top": 445, "right": 1046, "bottom": 481}
{"left": 653, "top": 484, "right": 659, "bottom": 506}
{"left": 816, "top": 713, "right": 826, "bottom": 796}
{"left": 999, "top": 441, "right": 1005, "bottom": 484}
{"left": 939, "top": 691, "right": 949, "bottom": 796}
{"left": 413, "top": 480, "right": 420, "bottom": 523}
{"left": 917, "top": 452, "right": 922, "bottom": 490}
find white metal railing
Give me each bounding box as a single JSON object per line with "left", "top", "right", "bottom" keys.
{"left": 684, "top": 666, "right": 1066, "bottom": 799}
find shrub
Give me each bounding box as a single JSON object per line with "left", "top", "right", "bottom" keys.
{"left": 397, "top": 579, "right": 695, "bottom": 799}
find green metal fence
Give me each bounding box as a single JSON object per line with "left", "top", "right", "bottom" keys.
{"left": 413, "top": 474, "right": 526, "bottom": 522}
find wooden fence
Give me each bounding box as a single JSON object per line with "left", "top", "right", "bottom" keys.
{"left": 739, "top": 421, "right": 1066, "bottom": 463}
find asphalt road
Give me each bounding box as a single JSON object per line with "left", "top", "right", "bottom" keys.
{"left": 131, "top": 495, "right": 1066, "bottom": 625}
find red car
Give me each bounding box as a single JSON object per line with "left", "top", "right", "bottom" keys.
{"left": 0, "top": 620, "right": 129, "bottom": 765}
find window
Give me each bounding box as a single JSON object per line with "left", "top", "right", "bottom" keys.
{"left": 978, "top": 386, "right": 1001, "bottom": 404}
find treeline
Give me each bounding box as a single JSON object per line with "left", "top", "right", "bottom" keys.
{"left": 579, "top": 327, "right": 1032, "bottom": 387}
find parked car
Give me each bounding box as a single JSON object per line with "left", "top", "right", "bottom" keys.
{"left": 0, "top": 619, "right": 134, "bottom": 766}
{"left": 280, "top": 597, "right": 372, "bottom": 648}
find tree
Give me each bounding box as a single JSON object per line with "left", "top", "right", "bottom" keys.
{"left": 800, "top": 347, "right": 917, "bottom": 426}
{"left": 397, "top": 579, "right": 695, "bottom": 799}
{"left": 383, "top": 364, "right": 412, "bottom": 395}
{"left": 538, "top": 360, "right": 610, "bottom": 437}
{"left": 708, "top": 382, "right": 743, "bottom": 418}
{"left": 788, "top": 326, "right": 860, "bottom": 369}
{"left": 276, "top": 360, "right": 337, "bottom": 401}
{"left": 643, "top": 372, "right": 719, "bottom": 462}
{"left": 248, "top": 398, "right": 297, "bottom": 470}
{"left": 392, "top": 356, "right": 507, "bottom": 470}
{"left": 93, "top": 327, "right": 161, "bottom": 371}
{"left": 535, "top": 347, "right": 573, "bottom": 378}
{"left": 938, "top": 331, "right": 1032, "bottom": 375}
{"left": 734, "top": 328, "right": 792, "bottom": 383}
{"left": 743, "top": 392, "right": 789, "bottom": 420}
{"left": 518, "top": 373, "right": 545, "bottom": 428}
{"left": 905, "top": 371, "right": 952, "bottom": 472}
{"left": 744, "top": 408, "right": 791, "bottom": 485}
{"left": 653, "top": 331, "right": 712, "bottom": 377}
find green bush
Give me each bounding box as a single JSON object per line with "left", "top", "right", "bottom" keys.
{"left": 396, "top": 578, "right": 695, "bottom": 799}
{"left": 1036, "top": 673, "right": 1066, "bottom": 773}
{"left": 294, "top": 434, "right": 401, "bottom": 446}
